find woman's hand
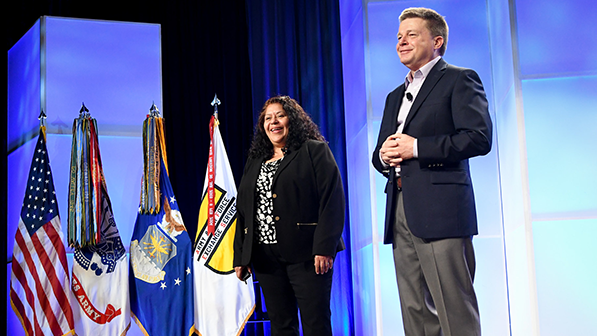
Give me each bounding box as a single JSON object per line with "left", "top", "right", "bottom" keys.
{"left": 235, "top": 266, "right": 252, "bottom": 282}
{"left": 314, "top": 255, "right": 334, "bottom": 275}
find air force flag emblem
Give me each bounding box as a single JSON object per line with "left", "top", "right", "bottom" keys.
{"left": 131, "top": 215, "right": 180, "bottom": 283}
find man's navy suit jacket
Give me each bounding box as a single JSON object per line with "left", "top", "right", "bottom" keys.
{"left": 372, "top": 58, "right": 493, "bottom": 244}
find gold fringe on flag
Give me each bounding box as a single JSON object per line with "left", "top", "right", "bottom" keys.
{"left": 140, "top": 112, "right": 168, "bottom": 214}
{"left": 67, "top": 113, "right": 103, "bottom": 248}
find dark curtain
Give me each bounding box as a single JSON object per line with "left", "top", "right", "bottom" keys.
{"left": 158, "top": 1, "right": 255, "bottom": 241}
{"left": 245, "top": 1, "right": 354, "bottom": 335}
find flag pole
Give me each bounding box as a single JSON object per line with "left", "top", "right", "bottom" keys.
{"left": 79, "top": 102, "right": 90, "bottom": 117}
{"left": 206, "top": 94, "right": 221, "bottom": 235}
{"left": 38, "top": 109, "right": 47, "bottom": 138}
{"left": 38, "top": 109, "right": 47, "bottom": 127}
{"left": 211, "top": 93, "right": 221, "bottom": 121}
{"left": 149, "top": 101, "right": 161, "bottom": 117}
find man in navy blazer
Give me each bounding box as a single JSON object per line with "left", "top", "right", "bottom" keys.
{"left": 372, "top": 7, "right": 492, "bottom": 336}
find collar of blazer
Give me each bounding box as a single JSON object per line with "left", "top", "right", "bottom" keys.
{"left": 403, "top": 58, "right": 448, "bottom": 129}
{"left": 246, "top": 143, "right": 303, "bottom": 188}
{"left": 271, "top": 144, "right": 300, "bottom": 187}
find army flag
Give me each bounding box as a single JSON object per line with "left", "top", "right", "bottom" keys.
{"left": 129, "top": 112, "right": 195, "bottom": 336}
{"left": 68, "top": 114, "right": 131, "bottom": 335}
{"left": 10, "top": 126, "right": 75, "bottom": 336}
{"left": 193, "top": 115, "right": 255, "bottom": 336}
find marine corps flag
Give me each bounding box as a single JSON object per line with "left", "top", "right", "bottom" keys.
{"left": 129, "top": 107, "right": 195, "bottom": 336}
{"left": 193, "top": 108, "right": 255, "bottom": 336}
{"left": 68, "top": 111, "right": 131, "bottom": 336}
{"left": 10, "top": 120, "right": 75, "bottom": 336}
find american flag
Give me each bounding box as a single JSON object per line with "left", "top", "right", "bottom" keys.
{"left": 10, "top": 130, "right": 75, "bottom": 336}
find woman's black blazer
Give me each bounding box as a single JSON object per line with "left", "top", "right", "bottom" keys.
{"left": 233, "top": 140, "right": 345, "bottom": 266}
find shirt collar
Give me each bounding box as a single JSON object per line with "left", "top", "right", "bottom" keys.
{"left": 405, "top": 56, "right": 442, "bottom": 86}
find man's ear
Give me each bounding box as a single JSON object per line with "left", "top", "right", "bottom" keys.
{"left": 434, "top": 36, "right": 444, "bottom": 51}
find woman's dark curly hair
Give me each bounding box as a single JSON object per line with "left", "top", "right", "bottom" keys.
{"left": 248, "top": 95, "right": 325, "bottom": 159}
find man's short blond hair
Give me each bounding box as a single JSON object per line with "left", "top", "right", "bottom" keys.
{"left": 400, "top": 7, "right": 449, "bottom": 56}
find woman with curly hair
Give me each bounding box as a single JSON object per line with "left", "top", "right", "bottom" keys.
{"left": 234, "top": 96, "right": 345, "bottom": 336}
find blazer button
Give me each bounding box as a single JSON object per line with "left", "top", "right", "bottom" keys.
{"left": 275, "top": 216, "right": 280, "bottom": 221}
{"left": 272, "top": 193, "right": 277, "bottom": 198}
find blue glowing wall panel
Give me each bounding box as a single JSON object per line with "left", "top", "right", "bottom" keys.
{"left": 495, "top": 86, "right": 535, "bottom": 336}
{"left": 366, "top": 1, "right": 404, "bottom": 120}
{"left": 346, "top": 126, "right": 378, "bottom": 335}
{"left": 7, "top": 20, "right": 41, "bottom": 152}
{"left": 377, "top": 243, "right": 402, "bottom": 335}
{"left": 7, "top": 17, "right": 161, "bottom": 336}
{"left": 516, "top": 0, "right": 597, "bottom": 76}
{"left": 522, "top": 76, "right": 597, "bottom": 218}
{"left": 340, "top": 13, "right": 368, "bottom": 143}
{"left": 487, "top": 0, "right": 515, "bottom": 104}
{"left": 516, "top": 1, "right": 597, "bottom": 333}
{"left": 533, "top": 219, "right": 597, "bottom": 336}
{"left": 44, "top": 17, "right": 162, "bottom": 135}
{"left": 340, "top": 1, "right": 380, "bottom": 333}
{"left": 473, "top": 237, "right": 510, "bottom": 336}
{"left": 522, "top": 74, "right": 597, "bottom": 336}
{"left": 350, "top": 244, "right": 377, "bottom": 336}
{"left": 347, "top": 127, "right": 375, "bottom": 249}
{"left": 505, "top": 225, "right": 535, "bottom": 336}
{"left": 486, "top": 0, "right": 539, "bottom": 332}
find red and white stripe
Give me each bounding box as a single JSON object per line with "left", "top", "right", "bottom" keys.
{"left": 10, "top": 216, "right": 75, "bottom": 336}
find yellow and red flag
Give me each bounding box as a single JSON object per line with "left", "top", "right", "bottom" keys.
{"left": 193, "top": 115, "right": 255, "bottom": 336}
